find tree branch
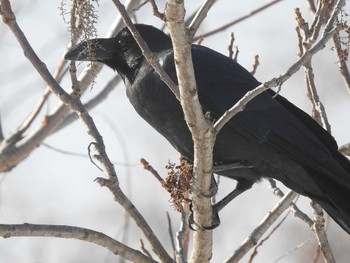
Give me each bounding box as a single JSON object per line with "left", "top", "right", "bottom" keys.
{"left": 226, "top": 190, "right": 298, "bottom": 263}
{"left": 188, "top": 0, "right": 217, "bottom": 38}
{"left": 0, "top": 2, "right": 173, "bottom": 262}
{"left": 311, "top": 202, "right": 336, "bottom": 263}
{"left": 332, "top": 25, "right": 350, "bottom": 92}
{"left": 111, "top": 0, "right": 180, "bottom": 100}
{"left": 193, "top": 0, "right": 285, "bottom": 41}
{"left": 55, "top": 75, "right": 120, "bottom": 133}
{"left": 213, "top": 0, "right": 344, "bottom": 133}
{"left": 268, "top": 179, "right": 314, "bottom": 228}
{"left": 165, "top": 1, "right": 215, "bottom": 262}
{"left": 0, "top": 223, "right": 156, "bottom": 263}
{"left": 0, "top": 0, "right": 138, "bottom": 173}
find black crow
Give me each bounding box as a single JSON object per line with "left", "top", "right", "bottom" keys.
{"left": 65, "top": 24, "right": 350, "bottom": 233}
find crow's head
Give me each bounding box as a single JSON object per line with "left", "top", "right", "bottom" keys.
{"left": 65, "top": 24, "right": 172, "bottom": 79}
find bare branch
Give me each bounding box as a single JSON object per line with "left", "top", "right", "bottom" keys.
{"left": 213, "top": 0, "right": 344, "bottom": 133}
{"left": 56, "top": 75, "right": 120, "bottom": 132}
{"left": 165, "top": 1, "right": 215, "bottom": 262}
{"left": 95, "top": 177, "right": 173, "bottom": 263}
{"left": 140, "top": 158, "right": 164, "bottom": 184}
{"left": 188, "top": 0, "right": 217, "bottom": 38}
{"left": 1, "top": 0, "right": 116, "bottom": 176}
{"left": 175, "top": 206, "right": 188, "bottom": 263}
{"left": 166, "top": 212, "right": 176, "bottom": 259}
{"left": 193, "top": 0, "right": 285, "bottom": 41}
{"left": 227, "top": 190, "right": 298, "bottom": 263}
{"left": 149, "top": 0, "right": 165, "bottom": 20}
{"left": 332, "top": 29, "right": 350, "bottom": 92}
{"left": 15, "top": 88, "right": 51, "bottom": 136}
{"left": 307, "top": 0, "right": 317, "bottom": 13}
{"left": 250, "top": 55, "right": 260, "bottom": 75}
{"left": 140, "top": 239, "right": 153, "bottom": 259}
{"left": 274, "top": 239, "right": 310, "bottom": 263}
{"left": 0, "top": 0, "right": 140, "bottom": 173}
{"left": 248, "top": 211, "right": 290, "bottom": 263}
{"left": 227, "top": 32, "right": 235, "bottom": 59}
{"left": 268, "top": 179, "right": 314, "bottom": 228}
{"left": 311, "top": 202, "right": 336, "bottom": 263}
{"left": 1, "top": 2, "right": 173, "bottom": 262}
{"left": 0, "top": 223, "right": 156, "bottom": 263}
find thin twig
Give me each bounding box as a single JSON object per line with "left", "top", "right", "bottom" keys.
{"left": 149, "top": 0, "right": 165, "bottom": 20}
{"left": 140, "top": 239, "right": 153, "bottom": 259}
{"left": 55, "top": 74, "right": 120, "bottom": 133}
{"left": 268, "top": 179, "right": 314, "bottom": 228}
{"left": 227, "top": 32, "right": 235, "bottom": 59}
{"left": 274, "top": 239, "right": 310, "bottom": 263}
{"left": 193, "top": 0, "right": 285, "bottom": 41}
{"left": 332, "top": 29, "right": 350, "bottom": 92}
{"left": 87, "top": 142, "right": 103, "bottom": 172}
{"left": 188, "top": 0, "right": 217, "bottom": 38}
{"left": 166, "top": 212, "right": 176, "bottom": 259}
{"left": 250, "top": 55, "right": 260, "bottom": 75}
{"left": 248, "top": 211, "right": 291, "bottom": 263}
{"left": 175, "top": 205, "right": 187, "bottom": 263}
{"left": 140, "top": 158, "right": 164, "bottom": 184}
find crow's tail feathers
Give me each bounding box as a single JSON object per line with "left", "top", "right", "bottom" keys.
{"left": 309, "top": 152, "right": 350, "bottom": 234}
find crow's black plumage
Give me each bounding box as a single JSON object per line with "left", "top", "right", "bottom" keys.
{"left": 65, "top": 24, "right": 350, "bottom": 233}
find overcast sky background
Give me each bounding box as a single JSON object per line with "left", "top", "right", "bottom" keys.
{"left": 1, "top": 0, "right": 350, "bottom": 262}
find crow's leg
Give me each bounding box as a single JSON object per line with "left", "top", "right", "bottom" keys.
{"left": 202, "top": 178, "right": 253, "bottom": 230}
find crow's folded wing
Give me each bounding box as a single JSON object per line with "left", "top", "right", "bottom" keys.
{"left": 192, "top": 45, "right": 349, "bottom": 181}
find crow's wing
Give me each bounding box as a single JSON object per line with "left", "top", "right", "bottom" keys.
{"left": 191, "top": 45, "right": 350, "bottom": 233}
{"left": 191, "top": 45, "right": 349, "bottom": 181}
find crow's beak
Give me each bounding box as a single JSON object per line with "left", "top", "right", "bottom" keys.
{"left": 64, "top": 38, "right": 116, "bottom": 62}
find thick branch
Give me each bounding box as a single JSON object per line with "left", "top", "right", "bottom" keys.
{"left": 0, "top": 223, "right": 156, "bottom": 263}
{"left": 165, "top": 1, "right": 215, "bottom": 262}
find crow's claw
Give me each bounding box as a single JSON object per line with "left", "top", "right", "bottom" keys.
{"left": 188, "top": 202, "right": 197, "bottom": 231}
{"left": 202, "top": 174, "right": 218, "bottom": 198}
{"left": 188, "top": 202, "right": 221, "bottom": 230}
{"left": 202, "top": 205, "right": 221, "bottom": 230}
